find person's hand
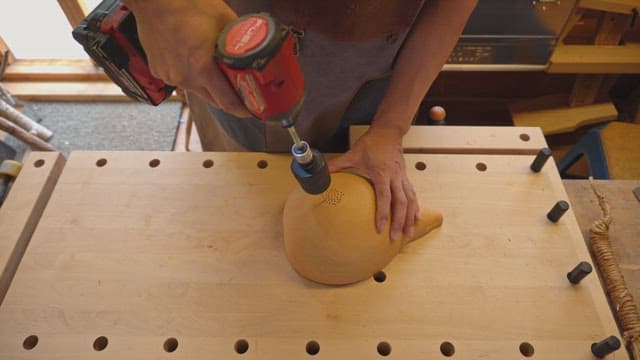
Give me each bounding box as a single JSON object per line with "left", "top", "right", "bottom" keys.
{"left": 123, "top": 0, "right": 251, "bottom": 117}
{"left": 328, "top": 126, "right": 419, "bottom": 241}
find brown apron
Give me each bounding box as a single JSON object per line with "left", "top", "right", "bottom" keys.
{"left": 187, "top": 0, "right": 425, "bottom": 152}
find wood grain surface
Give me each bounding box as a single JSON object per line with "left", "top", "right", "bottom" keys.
{"left": 600, "top": 122, "right": 640, "bottom": 179}
{"left": 0, "top": 152, "right": 65, "bottom": 305}
{"left": 350, "top": 126, "right": 547, "bottom": 154}
{"left": 0, "top": 150, "right": 622, "bottom": 359}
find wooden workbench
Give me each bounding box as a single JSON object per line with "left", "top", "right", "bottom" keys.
{"left": 0, "top": 127, "right": 625, "bottom": 359}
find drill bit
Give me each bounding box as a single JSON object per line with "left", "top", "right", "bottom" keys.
{"left": 282, "top": 118, "right": 313, "bottom": 164}
{"left": 287, "top": 125, "right": 303, "bottom": 150}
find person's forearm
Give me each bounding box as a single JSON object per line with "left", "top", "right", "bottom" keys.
{"left": 372, "top": 0, "right": 477, "bottom": 134}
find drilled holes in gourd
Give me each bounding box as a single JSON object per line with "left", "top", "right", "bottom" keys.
{"left": 440, "top": 341, "right": 455, "bottom": 357}
{"left": 163, "top": 337, "right": 178, "bottom": 353}
{"left": 202, "top": 159, "right": 214, "bottom": 168}
{"left": 257, "top": 160, "right": 268, "bottom": 169}
{"left": 93, "top": 336, "right": 108, "bottom": 351}
{"left": 377, "top": 341, "right": 392, "bottom": 357}
{"left": 373, "top": 270, "right": 387, "bottom": 283}
{"left": 235, "top": 339, "right": 249, "bottom": 354}
{"left": 96, "top": 158, "right": 107, "bottom": 167}
{"left": 476, "top": 162, "right": 487, "bottom": 172}
{"left": 33, "top": 159, "right": 45, "bottom": 168}
{"left": 22, "top": 335, "right": 38, "bottom": 350}
{"left": 415, "top": 161, "right": 427, "bottom": 171}
{"left": 149, "top": 159, "right": 160, "bottom": 168}
{"left": 519, "top": 342, "right": 534, "bottom": 357}
{"left": 306, "top": 340, "right": 320, "bottom": 356}
{"left": 322, "top": 188, "right": 344, "bottom": 206}
{"left": 519, "top": 133, "right": 530, "bottom": 142}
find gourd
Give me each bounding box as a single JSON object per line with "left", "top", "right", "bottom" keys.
{"left": 283, "top": 172, "right": 443, "bottom": 285}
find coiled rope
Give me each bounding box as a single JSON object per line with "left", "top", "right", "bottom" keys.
{"left": 588, "top": 178, "right": 640, "bottom": 359}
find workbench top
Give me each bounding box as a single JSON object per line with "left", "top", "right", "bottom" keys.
{"left": 0, "top": 126, "right": 626, "bottom": 359}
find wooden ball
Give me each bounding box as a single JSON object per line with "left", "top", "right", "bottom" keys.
{"left": 429, "top": 106, "right": 446, "bottom": 122}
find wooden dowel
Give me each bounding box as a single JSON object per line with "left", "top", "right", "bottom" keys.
{"left": 0, "top": 116, "right": 57, "bottom": 152}
{"left": 0, "top": 98, "right": 53, "bottom": 141}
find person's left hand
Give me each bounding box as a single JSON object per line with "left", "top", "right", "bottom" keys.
{"left": 328, "top": 126, "right": 419, "bottom": 241}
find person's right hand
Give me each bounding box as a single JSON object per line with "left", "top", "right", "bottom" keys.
{"left": 123, "top": 0, "right": 251, "bottom": 117}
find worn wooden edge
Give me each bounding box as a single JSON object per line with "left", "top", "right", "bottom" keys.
{"left": 547, "top": 45, "right": 640, "bottom": 74}
{"left": 350, "top": 125, "right": 547, "bottom": 155}
{"left": 511, "top": 102, "right": 617, "bottom": 135}
{"left": 0, "top": 152, "right": 65, "bottom": 306}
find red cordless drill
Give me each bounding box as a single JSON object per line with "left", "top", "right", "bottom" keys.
{"left": 73, "top": 1, "right": 330, "bottom": 194}
{"left": 216, "top": 13, "right": 330, "bottom": 195}
{"left": 72, "top": 0, "right": 174, "bottom": 105}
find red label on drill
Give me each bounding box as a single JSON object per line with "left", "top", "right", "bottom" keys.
{"left": 225, "top": 16, "right": 269, "bottom": 56}
{"left": 236, "top": 73, "right": 265, "bottom": 115}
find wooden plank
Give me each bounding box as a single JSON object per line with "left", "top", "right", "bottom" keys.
{"left": 570, "top": 74, "right": 607, "bottom": 107}
{"left": 0, "top": 149, "right": 621, "bottom": 359}
{"left": 578, "top": 0, "right": 640, "bottom": 14}
{"left": 564, "top": 179, "right": 640, "bottom": 322}
{"left": 593, "top": 12, "right": 633, "bottom": 44}
{"left": 57, "top": 0, "right": 88, "bottom": 28}
{"left": 508, "top": 93, "right": 571, "bottom": 114}
{"left": 600, "top": 121, "right": 640, "bottom": 179}
{"left": 2, "top": 59, "right": 108, "bottom": 82}
{"left": 2, "top": 81, "right": 180, "bottom": 102}
{"left": 0, "top": 116, "right": 58, "bottom": 152}
{"left": 548, "top": 45, "right": 640, "bottom": 73}
{"left": 569, "top": 12, "right": 632, "bottom": 107}
{"left": 349, "top": 126, "right": 548, "bottom": 155}
{"left": 0, "top": 152, "right": 65, "bottom": 305}
{"left": 558, "top": 8, "right": 587, "bottom": 44}
{"left": 512, "top": 102, "right": 617, "bottom": 135}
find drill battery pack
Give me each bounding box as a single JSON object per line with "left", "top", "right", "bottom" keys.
{"left": 72, "top": 0, "right": 174, "bottom": 105}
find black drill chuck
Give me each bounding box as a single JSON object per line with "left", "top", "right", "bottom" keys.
{"left": 291, "top": 147, "right": 331, "bottom": 195}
